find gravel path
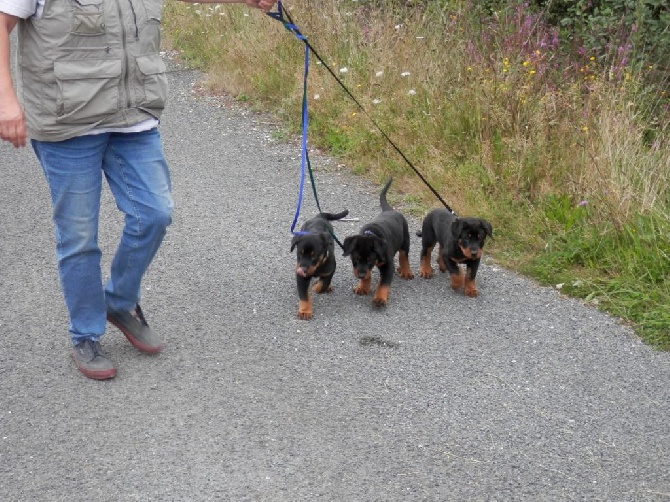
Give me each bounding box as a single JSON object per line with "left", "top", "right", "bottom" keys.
{"left": 1, "top": 56, "right": 668, "bottom": 502}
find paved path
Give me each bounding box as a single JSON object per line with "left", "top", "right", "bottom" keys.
{"left": 1, "top": 58, "right": 669, "bottom": 501}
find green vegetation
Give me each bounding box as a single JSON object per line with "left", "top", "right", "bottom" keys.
{"left": 162, "top": 0, "right": 669, "bottom": 349}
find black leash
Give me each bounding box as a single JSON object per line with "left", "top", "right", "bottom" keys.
{"left": 267, "top": 2, "right": 456, "bottom": 215}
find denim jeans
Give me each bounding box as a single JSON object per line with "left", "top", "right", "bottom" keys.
{"left": 32, "top": 128, "right": 173, "bottom": 344}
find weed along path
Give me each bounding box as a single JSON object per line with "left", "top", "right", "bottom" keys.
{"left": 1, "top": 59, "right": 669, "bottom": 501}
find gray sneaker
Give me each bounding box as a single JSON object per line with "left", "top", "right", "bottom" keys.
{"left": 106, "top": 304, "right": 163, "bottom": 354}
{"left": 72, "top": 339, "right": 117, "bottom": 380}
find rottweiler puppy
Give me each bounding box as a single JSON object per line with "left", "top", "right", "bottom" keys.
{"left": 417, "top": 208, "right": 493, "bottom": 297}
{"left": 342, "top": 178, "right": 414, "bottom": 307}
{"left": 291, "top": 210, "right": 349, "bottom": 320}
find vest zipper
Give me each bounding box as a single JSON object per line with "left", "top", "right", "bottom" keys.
{"left": 115, "top": 1, "right": 132, "bottom": 113}
{"left": 127, "top": 0, "right": 139, "bottom": 39}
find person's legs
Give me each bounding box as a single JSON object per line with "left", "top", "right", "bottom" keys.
{"left": 32, "top": 134, "right": 110, "bottom": 344}
{"left": 102, "top": 128, "right": 173, "bottom": 352}
{"left": 32, "top": 134, "right": 116, "bottom": 380}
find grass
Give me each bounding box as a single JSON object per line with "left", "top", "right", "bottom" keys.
{"left": 161, "top": 0, "right": 670, "bottom": 350}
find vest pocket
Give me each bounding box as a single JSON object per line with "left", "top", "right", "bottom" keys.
{"left": 71, "top": 0, "right": 106, "bottom": 36}
{"left": 54, "top": 59, "right": 121, "bottom": 124}
{"left": 136, "top": 54, "right": 168, "bottom": 110}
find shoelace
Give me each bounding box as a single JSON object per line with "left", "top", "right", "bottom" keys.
{"left": 131, "top": 305, "right": 149, "bottom": 326}
{"left": 78, "top": 339, "right": 102, "bottom": 362}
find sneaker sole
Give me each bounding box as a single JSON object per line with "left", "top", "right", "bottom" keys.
{"left": 106, "top": 314, "right": 163, "bottom": 354}
{"left": 74, "top": 360, "right": 117, "bottom": 380}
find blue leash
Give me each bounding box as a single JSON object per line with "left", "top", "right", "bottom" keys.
{"left": 267, "top": 2, "right": 316, "bottom": 237}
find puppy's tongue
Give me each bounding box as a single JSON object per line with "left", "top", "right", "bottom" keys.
{"left": 296, "top": 268, "right": 307, "bottom": 277}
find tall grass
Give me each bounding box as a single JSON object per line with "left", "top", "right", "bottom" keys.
{"left": 162, "top": 0, "right": 669, "bottom": 349}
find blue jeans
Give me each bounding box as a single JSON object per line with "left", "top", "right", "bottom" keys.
{"left": 32, "top": 128, "right": 173, "bottom": 344}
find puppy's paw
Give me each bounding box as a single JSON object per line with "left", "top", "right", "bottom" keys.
{"left": 464, "top": 278, "right": 478, "bottom": 297}
{"left": 450, "top": 271, "right": 464, "bottom": 290}
{"left": 312, "top": 281, "right": 333, "bottom": 294}
{"left": 419, "top": 256, "right": 433, "bottom": 278}
{"left": 419, "top": 260, "right": 433, "bottom": 278}
{"left": 464, "top": 287, "right": 478, "bottom": 298}
{"left": 438, "top": 257, "right": 448, "bottom": 273}
{"left": 372, "top": 285, "right": 389, "bottom": 306}
{"left": 297, "top": 300, "right": 312, "bottom": 320}
{"left": 353, "top": 277, "right": 371, "bottom": 295}
{"left": 353, "top": 284, "right": 370, "bottom": 295}
{"left": 397, "top": 252, "right": 414, "bottom": 280}
{"left": 397, "top": 266, "right": 414, "bottom": 280}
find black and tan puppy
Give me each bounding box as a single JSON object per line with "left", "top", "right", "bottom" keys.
{"left": 342, "top": 178, "right": 414, "bottom": 306}
{"left": 418, "top": 208, "right": 493, "bottom": 297}
{"left": 291, "top": 210, "right": 349, "bottom": 320}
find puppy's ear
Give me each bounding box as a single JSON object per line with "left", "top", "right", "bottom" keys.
{"left": 320, "top": 232, "right": 332, "bottom": 248}
{"left": 451, "top": 218, "right": 463, "bottom": 239}
{"left": 372, "top": 235, "right": 388, "bottom": 260}
{"left": 342, "top": 235, "right": 356, "bottom": 256}
{"left": 481, "top": 220, "right": 493, "bottom": 239}
{"left": 290, "top": 235, "right": 301, "bottom": 252}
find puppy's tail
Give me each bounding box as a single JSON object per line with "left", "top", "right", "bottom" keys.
{"left": 380, "top": 178, "right": 393, "bottom": 212}
{"left": 320, "top": 209, "right": 349, "bottom": 221}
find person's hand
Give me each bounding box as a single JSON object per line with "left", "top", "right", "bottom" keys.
{"left": 244, "top": 0, "right": 276, "bottom": 12}
{"left": 0, "top": 94, "right": 26, "bottom": 148}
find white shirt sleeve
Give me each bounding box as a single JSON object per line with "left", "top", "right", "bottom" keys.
{"left": 0, "top": 0, "right": 40, "bottom": 19}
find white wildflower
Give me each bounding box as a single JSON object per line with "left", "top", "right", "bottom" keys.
{"left": 375, "top": 70, "right": 384, "bottom": 77}
{"left": 408, "top": 89, "right": 416, "bottom": 95}
{"left": 401, "top": 71, "right": 411, "bottom": 77}
{"left": 339, "top": 67, "right": 349, "bottom": 74}
{"left": 372, "top": 98, "right": 382, "bottom": 105}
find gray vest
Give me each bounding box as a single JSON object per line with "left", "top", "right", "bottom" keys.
{"left": 17, "top": 0, "right": 167, "bottom": 142}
